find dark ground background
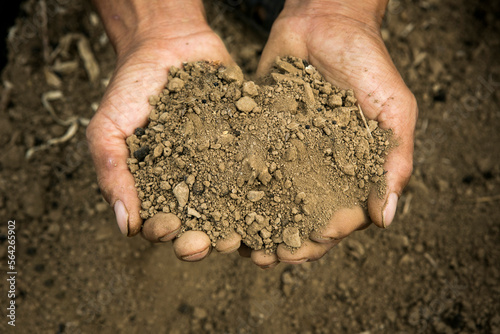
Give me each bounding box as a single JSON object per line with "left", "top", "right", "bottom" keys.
{"left": 0, "top": 0, "right": 499, "bottom": 333}
{"left": 0, "top": 2, "right": 22, "bottom": 69}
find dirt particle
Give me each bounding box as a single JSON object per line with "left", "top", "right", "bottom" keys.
{"left": 235, "top": 96, "right": 257, "bottom": 113}
{"left": 345, "top": 239, "right": 366, "bottom": 260}
{"left": 313, "top": 117, "right": 326, "bottom": 128}
{"left": 141, "top": 201, "right": 152, "bottom": 210}
{"left": 133, "top": 146, "right": 149, "bottom": 162}
{"left": 242, "top": 81, "right": 258, "bottom": 96}
{"left": 211, "top": 211, "right": 222, "bottom": 222}
{"left": 285, "top": 145, "right": 298, "bottom": 161}
{"left": 275, "top": 56, "right": 302, "bottom": 75}
{"left": 192, "top": 181, "right": 205, "bottom": 195}
{"left": 247, "top": 191, "right": 265, "bottom": 202}
{"left": 148, "top": 95, "right": 160, "bottom": 106}
{"left": 342, "top": 164, "right": 356, "bottom": 176}
{"left": 134, "top": 127, "right": 146, "bottom": 137}
{"left": 219, "top": 66, "right": 243, "bottom": 84}
{"left": 167, "top": 78, "right": 185, "bottom": 92}
{"left": 186, "top": 175, "right": 196, "bottom": 186}
{"left": 173, "top": 182, "right": 189, "bottom": 208}
{"left": 294, "top": 192, "right": 306, "bottom": 204}
{"left": 258, "top": 169, "right": 272, "bottom": 186}
{"left": 283, "top": 226, "right": 302, "bottom": 248}
{"left": 153, "top": 144, "right": 164, "bottom": 158}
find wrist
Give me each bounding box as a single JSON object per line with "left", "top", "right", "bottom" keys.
{"left": 93, "top": 0, "right": 209, "bottom": 57}
{"left": 281, "top": 0, "right": 388, "bottom": 29}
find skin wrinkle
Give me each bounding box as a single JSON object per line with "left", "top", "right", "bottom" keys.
{"left": 134, "top": 3, "right": 206, "bottom": 37}
{"left": 283, "top": 0, "right": 385, "bottom": 29}
{"left": 94, "top": 0, "right": 208, "bottom": 53}
{"left": 304, "top": 20, "right": 387, "bottom": 97}
{"left": 97, "top": 111, "right": 130, "bottom": 142}
{"left": 116, "top": 23, "right": 213, "bottom": 58}
{"left": 376, "top": 96, "right": 407, "bottom": 129}
{"left": 96, "top": 167, "right": 130, "bottom": 204}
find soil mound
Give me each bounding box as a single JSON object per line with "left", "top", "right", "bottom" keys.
{"left": 127, "top": 56, "right": 391, "bottom": 252}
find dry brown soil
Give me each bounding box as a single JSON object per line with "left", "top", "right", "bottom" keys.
{"left": 128, "top": 57, "right": 390, "bottom": 252}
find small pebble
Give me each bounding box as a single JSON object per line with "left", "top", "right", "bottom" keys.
{"left": 235, "top": 96, "right": 257, "bottom": 113}
{"left": 342, "top": 164, "right": 355, "bottom": 176}
{"left": 283, "top": 226, "right": 301, "bottom": 248}
{"left": 186, "top": 175, "right": 196, "bottom": 186}
{"left": 247, "top": 191, "right": 265, "bottom": 202}
{"left": 219, "top": 66, "right": 243, "bottom": 83}
{"left": 141, "top": 201, "right": 152, "bottom": 210}
{"left": 134, "top": 127, "right": 145, "bottom": 137}
{"left": 133, "top": 146, "right": 149, "bottom": 162}
{"left": 327, "top": 94, "right": 343, "bottom": 108}
{"left": 173, "top": 182, "right": 189, "bottom": 208}
{"left": 193, "top": 181, "right": 205, "bottom": 195}
{"left": 187, "top": 207, "right": 201, "bottom": 218}
{"left": 148, "top": 95, "right": 160, "bottom": 106}
{"left": 242, "top": 81, "right": 259, "bottom": 96}
{"left": 167, "top": 77, "right": 184, "bottom": 92}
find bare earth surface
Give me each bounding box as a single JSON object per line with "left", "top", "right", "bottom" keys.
{"left": 0, "top": 0, "right": 499, "bottom": 333}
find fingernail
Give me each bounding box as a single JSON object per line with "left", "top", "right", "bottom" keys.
{"left": 310, "top": 232, "right": 334, "bottom": 243}
{"left": 382, "top": 193, "right": 398, "bottom": 228}
{"left": 114, "top": 200, "right": 129, "bottom": 236}
{"left": 181, "top": 247, "right": 211, "bottom": 261}
{"left": 159, "top": 227, "right": 181, "bottom": 242}
{"left": 260, "top": 262, "right": 279, "bottom": 270}
{"left": 281, "top": 258, "right": 308, "bottom": 265}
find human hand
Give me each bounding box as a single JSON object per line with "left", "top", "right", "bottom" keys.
{"left": 87, "top": 0, "right": 242, "bottom": 261}
{"left": 251, "top": 0, "right": 417, "bottom": 267}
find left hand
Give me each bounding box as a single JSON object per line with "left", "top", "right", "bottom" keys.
{"left": 250, "top": 0, "right": 417, "bottom": 268}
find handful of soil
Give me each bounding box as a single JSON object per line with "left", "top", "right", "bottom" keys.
{"left": 126, "top": 56, "right": 391, "bottom": 253}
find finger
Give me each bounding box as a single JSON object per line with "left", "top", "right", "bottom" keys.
{"left": 141, "top": 213, "right": 181, "bottom": 243}
{"left": 277, "top": 239, "right": 340, "bottom": 264}
{"left": 215, "top": 230, "right": 242, "bottom": 254}
{"left": 251, "top": 250, "right": 279, "bottom": 269}
{"left": 368, "top": 94, "right": 417, "bottom": 228}
{"left": 256, "top": 18, "right": 307, "bottom": 77}
{"left": 309, "top": 206, "right": 368, "bottom": 243}
{"left": 87, "top": 114, "right": 144, "bottom": 237}
{"left": 173, "top": 231, "right": 211, "bottom": 262}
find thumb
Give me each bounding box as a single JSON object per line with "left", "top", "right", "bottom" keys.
{"left": 368, "top": 94, "right": 417, "bottom": 228}
{"left": 86, "top": 113, "right": 143, "bottom": 236}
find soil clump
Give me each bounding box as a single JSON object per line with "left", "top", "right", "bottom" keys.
{"left": 127, "top": 56, "right": 391, "bottom": 252}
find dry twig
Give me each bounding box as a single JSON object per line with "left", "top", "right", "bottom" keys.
{"left": 474, "top": 195, "right": 500, "bottom": 203}
{"left": 0, "top": 81, "right": 13, "bottom": 112}
{"left": 26, "top": 91, "right": 90, "bottom": 159}
{"left": 39, "top": 0, "right": 50, "bottom": 64}
{"left": 357, "top": 103, "right": 372, "bottom": 139}
{"left": 402, "top": 193, "right": 413, "bottom": 216}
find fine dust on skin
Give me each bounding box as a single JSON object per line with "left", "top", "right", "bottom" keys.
{"left": 126, "top": 56, "right": 392, "bottom": 253}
